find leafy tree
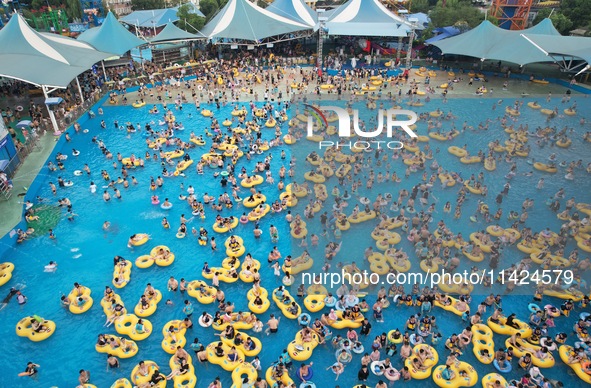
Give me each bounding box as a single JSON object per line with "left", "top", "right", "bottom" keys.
{"left": 548, "top": 13, "right": 573, "bottom": 34}
{"left": 560, "top": 0, "right": 591, "bottom": 31}
{"left": 486, "top": 15, "right": 498, "bottom": 26}
{"left": 410, "top": 0, "right": 430, "bottom": 13}
{"left": 199, "top": 0, "right": 228, "bottom": 21}
{"left": 533, "top": 9, "right": 573, "bottom": 35}
{"left": 429, "top": 0, "right": 484, "bottom": 28}
{"left": 176, "top": 3, "right": 205, "bottom": 32}
{"left": 65, "top": 0, "right": 82, "bottom": 20}
{"left": 131, "top": 0, "right": 165, "bottom": 11}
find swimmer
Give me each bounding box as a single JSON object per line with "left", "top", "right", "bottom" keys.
{"left": 18, "top": 362, "right": 40, "bottom": 377}
{"left": 44, "top": 261, "right": 57, "bottom": 272}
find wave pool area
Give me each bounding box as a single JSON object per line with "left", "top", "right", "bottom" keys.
{"left": 0, "top": 92, "right": 590, "bottom": 388}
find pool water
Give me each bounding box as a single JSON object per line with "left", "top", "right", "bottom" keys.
{"left": 0, "top": 95, "right": 590, "bottom": 388}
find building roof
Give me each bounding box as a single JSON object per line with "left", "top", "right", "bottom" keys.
{"left": 78, "top": 12, "right": 145, "bottom": 55}
{"left": 324, "top": 0, "right": 413, "bottom": 37}
{"left": 0, "top": 14, "right": 112, "bottom": 88}
{"left": 431, "top": 19, "right": 561, "bottom": 66}
{"left": 120, "top": 6, "right": 204, "bottom": 28}
{"left": 200, "top": 0, "right": 311, "bottom": 42}
{"left": 425, "top": 26, "right": 460, "bottom": 44}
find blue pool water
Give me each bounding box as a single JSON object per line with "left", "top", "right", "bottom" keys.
{"left": 1, "top": 94, "right": 590, "bottom": 387}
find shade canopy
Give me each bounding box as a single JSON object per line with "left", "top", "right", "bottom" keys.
{"left": 150, "top": 21, "right": 205, "bottom": 43}
{"left": 324, "top": 0, "right": 413, "bottom": 37}
{"left": 266, "top": 0, "right": 317, "bottom": 27}
{"left": 431, "top": 19, "right": 561, "bottom": 66}
{"left": 200, "top": 0, "right": 311, "bottom": 42}
{"left": 0, "top": 14, "right": 113, "bottom": 88}
{"left": 78, "top": 12, "right": 145, "bottom": 55}
{"left": 521, "top": 34, "right": 591, "bottom": 67}
{"left": 121, "top": 6, "right": 203, "bottom": 28}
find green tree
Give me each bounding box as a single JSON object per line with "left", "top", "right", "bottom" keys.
{"left": 548, "top": 13, "right": 573, "bottom": 34}
{"left": 65, "top": 0, "right": 82, "bottom": 20}
{"left": 429, "top": 1, "right": 484, "bottom": 28}
{"left": 131, "top": 0, "right": 165, "bottom": 11}
{"left": 560, "top": 0, "right": 591, "bottom": 30}
{"left": 176, "top": 3, "right": 205, "bottom": 32}
{"left": 199, "top": 0, "right": 228, "bottom": 21}
{"left": 410, "top": 0, "right": 430, "bottom": 13}
{"left": 533, "top": 9, "right": 574, "bottom": 35}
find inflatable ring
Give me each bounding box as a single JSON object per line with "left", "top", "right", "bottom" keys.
{"left": 197, "top": 84, "right": 203, "bottom": 91}
{"left": 83, "top": 129, "right": 89, "bottom": 133}
{"left": 16, "top": 106, "right": 23, "bottom": 112}
{"left": 493, "top": 358, "right": 512, "bottom": 373}
{"left": 221, "top": 171, "right": 229, "bottom": 176}
{"left": 199, "top": 314, "right": 213, "bottom": 328}
{"left": 298, "top": 313, "right": 311, "bottom": 326}
{"left": 161, "top": 203, "right": 173, "bottom": 210}
{"left": 528, "top": 303, "right": 541, "bottom": 313}
{"left": 352, "top": 341, "right": 364, "bottom": 354}
{"left": 176, "top": 232, "right": 185, "bottom": 239}
{"left": 74, "top": 170, "right": 83, "bottom": 176}
{"left": 371, "top": 360, "right": 385, "bottom": 376}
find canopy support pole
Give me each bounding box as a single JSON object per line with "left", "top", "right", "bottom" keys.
{"left": 139, "top": 47, "right": 145, "bottom": 71}
{"left": 102, "top": 61, "right": 108, "bottom": 82}
{"left": 575, "top": 64, "right": 590, "bottom": 77}
{"left": 41, "top": 86, "right": 61, "bottom": 136}
{"left": 396, "top": 36, "right": 403, "bottom": 63}
{"left": 76, "top": 76, "right": 85, "bottom": 104}
{"left": 405, "top": 25, "right": 416, "bottom": 69}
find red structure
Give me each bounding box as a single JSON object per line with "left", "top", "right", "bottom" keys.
{"left": 491, "top": 0, "right": 532, "bottom": 30}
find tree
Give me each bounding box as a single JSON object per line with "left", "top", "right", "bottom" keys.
{"left": 560, "top": 0, "right": 591, "bottom": 31}
{"left": 199, "top": 0, "right": 228, "bottom": 21}
{"left": 65, "top": 0, "right": 82, "bottom": 20}
{"left": 176, "top": 4, "right": 205, "bottom": 32}
{"left": 533, "top": 9, "right": 574, "bottom": 35}
{"left": 131, "top": 0, "right": 165, "bottom": 11}
{"left": 429, "top": 0, "right": 485, "bottom": 28}
{"left": 410, "top": 0, "right": 430, "bottom": 13}
{"left": 548, "top": 13, "right": 573, "bottom": 34}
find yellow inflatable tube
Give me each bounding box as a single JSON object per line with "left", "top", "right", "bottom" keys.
{"left": 404, "top": 344, "right": 439, "bottom": 379}
{"left": 15, "top": 315, "right": 56, "bottom": 341}
{"left": 487, "top": 317, "right": 532, "bottom": 337}
{"left": 68, "top": 286, "right": 93, "bottom": 314}
{"left": 559, "top": 345, "right": 591, "bottom": 383}
{"left": 232, "top": 362, "right": 258, "bottom": 387}
{"left": 432, "top": 361, "right": 478, "bottom": 387}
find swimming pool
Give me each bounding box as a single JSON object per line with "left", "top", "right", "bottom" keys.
{"left": 1, "top": 94, "right": 590, "bottom": 387}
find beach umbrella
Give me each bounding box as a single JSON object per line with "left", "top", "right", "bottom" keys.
{"left": 16, "top": 120, "right": 32, "bottom": 128}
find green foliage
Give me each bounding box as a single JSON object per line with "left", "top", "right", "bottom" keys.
{"left": 410, "top": 0, "right": 430, "bottom": 13}
{"left": 548, "top": 13, "right": 573, "bottom": 34}
{"left": 560, "top": 0, "right": 591, "bottom": 31}
{"left": 65, "top": 0, "right": 82, "bottom": 20}
{"left": 199, "top": 0, "right": 228, "bottom": 21}
{"left": 429, "top": 0, "right": 485, "bottom": 28}
{"left": 131, "top": 0, "right": 165, "bottom": 11}
{"left": 176, "top": 4, "right": 205, "bottom": 32}
{"left": 486, "top": 15, "right": 498, "bottom": 26}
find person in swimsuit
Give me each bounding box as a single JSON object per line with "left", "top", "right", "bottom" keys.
{"left": 18, "top": 362, "right": 39, "bottom": 377}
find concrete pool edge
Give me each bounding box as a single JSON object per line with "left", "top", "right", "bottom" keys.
{"left": 0, "top": 94, "right": 110, "bottom": 249}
